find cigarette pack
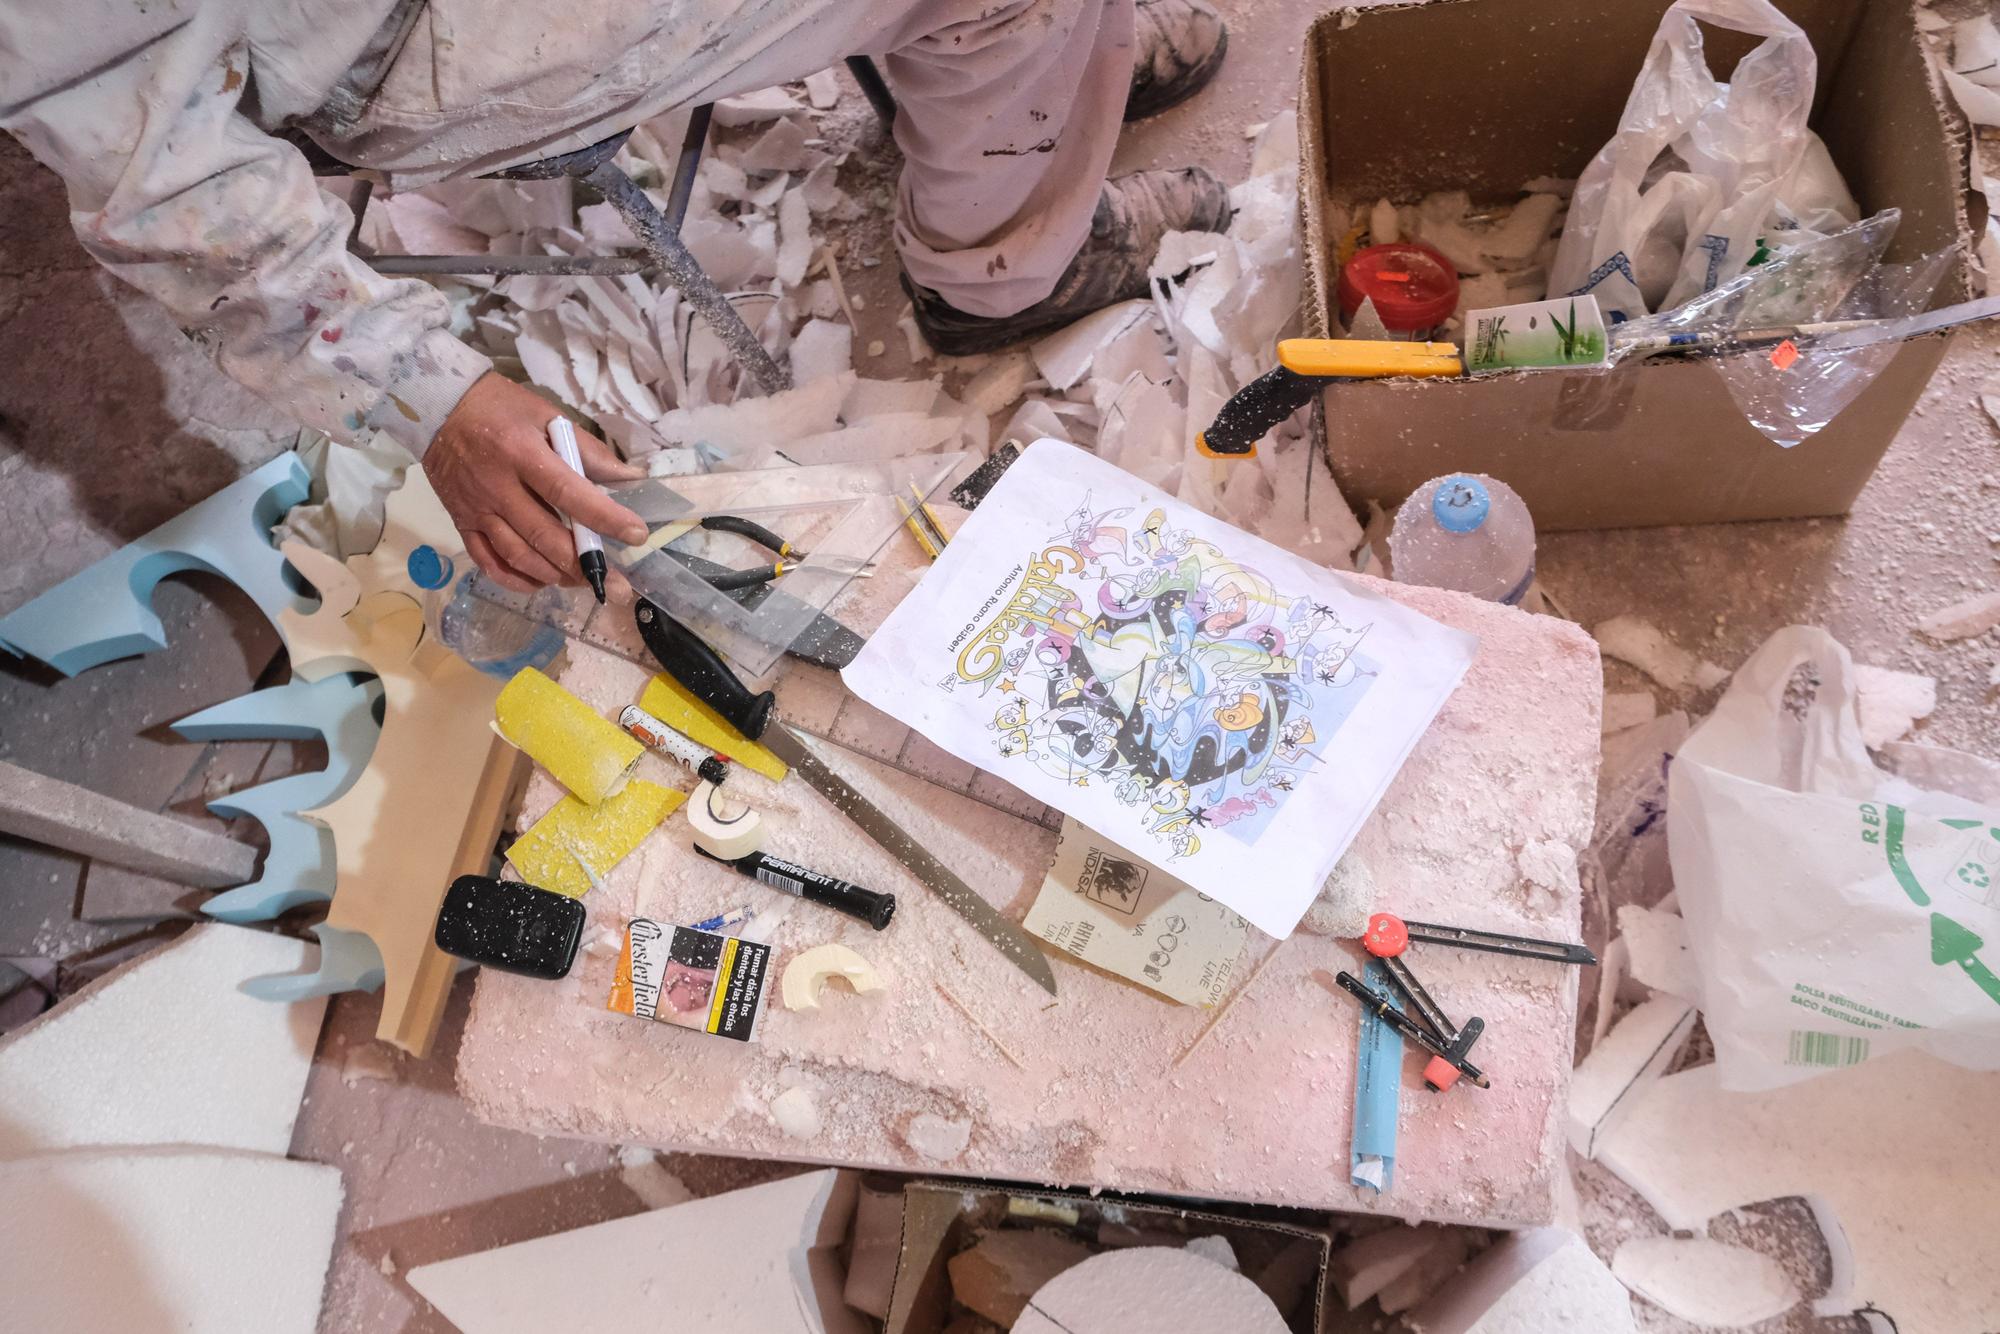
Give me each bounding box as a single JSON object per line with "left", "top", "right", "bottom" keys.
{"left": 608, "top": 918, "right": 771, "bottom": 1042}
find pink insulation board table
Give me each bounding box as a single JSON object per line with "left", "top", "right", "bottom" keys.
{"left": 457, "top": 559, "right": 1602, "bottom": 1228}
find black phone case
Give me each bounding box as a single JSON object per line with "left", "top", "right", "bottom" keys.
{"left": 434, "top": 875, "right": 586, "bottom": 980}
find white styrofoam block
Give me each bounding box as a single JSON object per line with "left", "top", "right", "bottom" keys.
{"left": 1408, "top": 1229, "right": 1635, "bottom": 1334}
{"left": 1595, "top": 1054, "right": 2000, "bottom": 1328}
{"left": 1329, "top": 1224, "right": 1439, "bottom": 1309}
{"left": 1614, "top": 906, "right": 1695, "bottom": 1000}
{"left": 1030, "top": 300, "right": 1151, "bottom": 391}
{"left": 1011, "top": 1248, "right": 1289, "bottom": 1333}
{"left": 0, "top": 1147, "right": 342, "bottom": 1334}
{"left": 841, "top": 1181, "right": 904, "bottom": 1318}
{"left": 0, "top": 924, "right": 326, "bottom": 1159}
{"left": 1567, "top": 995, "right": 1696, "bottom": 1159}
{"left": 1611, "top": 1236, "right": 1798, "bottom": 1326}
{"left": 788, "top": 319, "right": 854, "bottom": 383}
{"left": 407, "top": 1168, "right": 864, "bottom": 1334}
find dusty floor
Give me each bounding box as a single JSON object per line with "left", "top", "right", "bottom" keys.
{"left": 2, "top": 0, "right": 1996, "bottom": 1329}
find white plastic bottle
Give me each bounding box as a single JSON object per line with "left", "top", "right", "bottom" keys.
{"left": 1387, "top": 473, "right": 1537, "bottom": 605}
{"left": 406, "top": 545, "right": 570, "bottom": 677}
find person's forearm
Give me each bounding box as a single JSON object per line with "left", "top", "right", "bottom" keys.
{"left": 0, "top": 7, "right": 488, "bottom": 456}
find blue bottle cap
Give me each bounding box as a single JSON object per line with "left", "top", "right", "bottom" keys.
{"left": 1432, "top": 476, "right": 1491, "bottom": 533}
{"left": 406, "top": 545, "right": 454, "bottom": 590}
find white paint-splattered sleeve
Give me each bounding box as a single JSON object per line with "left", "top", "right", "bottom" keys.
{"left": 0, "top": 14, "right": 489, "bottom": 458}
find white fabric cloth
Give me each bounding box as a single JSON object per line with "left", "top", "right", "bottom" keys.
{"left": 0, "top": 0, "right": 1132, "bottom": 455}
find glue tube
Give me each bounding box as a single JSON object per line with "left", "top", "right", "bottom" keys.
{"left": 620, "top": 704, "right": 729, "bottom": 785}
{"left": 694, "top": 845, "right": 896, "bottom": 931}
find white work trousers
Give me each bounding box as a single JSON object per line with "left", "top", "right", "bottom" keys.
{"left": 0, "top": 0, "right": 1133, "bottom": 457}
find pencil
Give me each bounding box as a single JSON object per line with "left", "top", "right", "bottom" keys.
{"left": 897, "top": 496, "right": 940, "bottom": 560}
{"left": 908, "top": 483, "right": 950, "bottom": 551}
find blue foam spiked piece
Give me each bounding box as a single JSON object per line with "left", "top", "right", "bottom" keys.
{"left": 239, "top": 922, "right": 387, "bottom": 1002}
{"left": 172, "top": 674, "right": 385, "bottom": 923}
{"left": 0, "top": 454, "right": 312, "bottom": 676}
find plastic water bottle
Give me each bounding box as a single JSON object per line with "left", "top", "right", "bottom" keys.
{"left": 1388, "top": 473, "right": 1537, "bottom": 605}
{"left": 406, "top": 545, "right": 570, "bottom": 677}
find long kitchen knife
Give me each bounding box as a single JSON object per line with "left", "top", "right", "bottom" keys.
{"left": 760, "top": 723, "right": 1059, "bottom": 998}
{"left": 636, "top": 601, "right": 1057, "bottom": 995}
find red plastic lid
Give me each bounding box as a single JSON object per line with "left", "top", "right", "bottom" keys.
{"left": 1338, "top": 242, "right": 1461, "bottom": 333}
{"left": 1362, "top": 912, "right": 1409, "bottom": 958}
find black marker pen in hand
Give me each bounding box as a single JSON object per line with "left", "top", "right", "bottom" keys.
{"left": 547, "top": 416, "right": 608, "bottom": 603}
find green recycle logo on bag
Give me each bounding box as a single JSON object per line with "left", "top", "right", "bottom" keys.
{"left": 1870, "top": 804, "right": 2000, "bottom": 1009}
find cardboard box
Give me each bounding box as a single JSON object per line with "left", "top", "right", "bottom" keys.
{"left": 1299, "top": 0, "right": 1976, "bottom": 531}
{"left": 884, "top": 1180, "right": 1330, "bottom": 1334}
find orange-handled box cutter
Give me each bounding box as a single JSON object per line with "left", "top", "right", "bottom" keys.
{"left": 1196, "top": 338, "right": 1462, "bottom": 459}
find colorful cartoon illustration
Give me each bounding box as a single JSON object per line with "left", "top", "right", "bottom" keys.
{"left": 945, "top": 508, "right": 1380, "bottom": 859}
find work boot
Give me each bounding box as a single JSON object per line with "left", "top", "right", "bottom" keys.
{"left": 906, "top": 167, "right": 1232, "bottom": 357}
{"left": 1126, "top": 0, "right": 1229, "bottom": 121}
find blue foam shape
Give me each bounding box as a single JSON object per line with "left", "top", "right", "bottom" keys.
{"left": 240, "top": 922, "right": 385, "bottom": 1002}
{"left": 198, "top": 774, "right": 342, "bottom": 923}
{"left": 0, "top": 454, "right": 312, "bottom": 677}
{"left": 173, "top": 671, "right": 383, "bottom": 746}
{"left": 174, "top": 674, "right": 384, "bottom": 923}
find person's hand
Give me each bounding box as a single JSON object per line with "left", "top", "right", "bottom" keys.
{"left": 422, "top": 373, "right": 648, "bottom": 593}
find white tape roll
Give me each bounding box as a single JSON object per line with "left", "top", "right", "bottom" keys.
{"left": 687, "top": 780, "right": 764, "bottom": 860}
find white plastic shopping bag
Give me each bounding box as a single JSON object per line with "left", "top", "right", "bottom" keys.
{"left": 1669, "top": 626, "right": 2000, "bottom": 1090}
{"left": 1548, "top": 0, "right": 1858, "bottom": 322}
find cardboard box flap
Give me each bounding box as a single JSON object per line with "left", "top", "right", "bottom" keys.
{"left": 1815, "top": 0, "right": 1977, "bottom": 281}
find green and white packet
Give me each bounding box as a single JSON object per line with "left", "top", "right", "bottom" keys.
{"left": 1464, "top": 294, "right": 1610, "bottom": 372}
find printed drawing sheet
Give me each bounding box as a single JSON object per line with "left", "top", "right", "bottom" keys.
{"left": 843, "top": 440, "right": 1478, "bottom": 938}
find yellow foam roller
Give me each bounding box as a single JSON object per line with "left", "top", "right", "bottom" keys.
{"left": 638, "top": 674, "right": 788, "bottom": 783}
{"left": 495, "top": 667, "right": 643, "bottom": 804}
{"left": 507, "top": 779, "right": 686, "bottom": 897}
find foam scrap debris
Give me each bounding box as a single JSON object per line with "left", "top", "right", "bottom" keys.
{"left": 1601, "top": 690, "right": 1656, "bottom": 734}
{"left": 1853, "top": 663, "right": 1937, "bottom": 747}
{"left": 770, "top": 1084, "right": 823, "bottom": 1139}
{"left": 1614, "top": 905, "right": 1695, "bottom": 1000}
{"left": 1593, "top": 616, "right": 1730, "bottom": 692}
{"left": 1915, "top": 588, "right": 2000, "bottom": 641}
{"left": 616, "top": 1145, "right": 693, "bottom": 1209}
{"left": 1610, "top": 1236, "right": 1798, "bottom": 1327}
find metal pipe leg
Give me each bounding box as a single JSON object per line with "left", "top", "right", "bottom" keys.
{"left": 845, "top": 57, "right": 897, "bottom": 130}
{"left": 665, "top": 103, "right": 712, "bottom": 229}
{"left": 368, "top": 255, "right": 650, "bottom": 277}
{"left": 345, "top": 178, "right": 375, "bottom": 254}
{"left": 587, "top": 160, "right": 792, "bottom": 397}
